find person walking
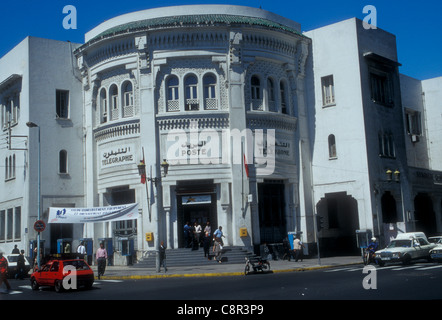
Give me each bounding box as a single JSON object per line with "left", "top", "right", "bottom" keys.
{"left": 96, "top": 242, "right": 108, "bottom": 279}
{"left": 204, "top": 221, "right": 211, "bottom": 237}
{"left": 203, "top": 231, "right": 212, "bottom": 260}
{"left": 213, "top": 238, "right": 223, "bottom": 263}
{"left": 193, "top": 221, "right": 202, "bottom": 250}
{"left": 0, "top": 251, "right": 11, "bottom": 293}
{"left": 213, "top": 226, "right": 225, "bottom": 246}
{"left": 16, "top": 250, "right": 26, "bottom": 280}
{"left": 184, "top": 222, "right": 192, "bottom": 248}
{"left": 293, "top": 236, "right": 304, "bottom": 262}
{"left": 159, "top": 241, "right": 167, "bottom": 273}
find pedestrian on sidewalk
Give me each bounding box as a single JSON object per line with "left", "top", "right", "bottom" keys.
{"left": 192, "top": 221, "right": 202, "bottom": 250}
{"left": 77, "top": 241, "right": 86, "bottom": 260}
{"left": 96, "top": 242, "right": 108, "bottom": 279}
{"left": 204, "top": 221, "right": 211, "bottom": 237}
{"left": 15, "top": 250, "right": 26, "bottom": 280}
{"left": 0, "top": 251, "right": 11, "bottom": 293}
{"left": 159, "top": 241, "right": 167, "bottom": 272}
{"left": 293, "top": 236, "right": 304, "bottom": 262}
{"left": 213, "top": 237, "right": 223, "bottom": 263}
{"left": 213, "top": 226, "right": 225, "bottom": 246}
{"left": 203, "top": 231, "right": 212, "bottom": 260}
{"left": 184, "top": 222, "right": 192, "bottom": 248}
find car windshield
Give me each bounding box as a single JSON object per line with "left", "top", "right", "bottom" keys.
{"left": 387, "top": 240, "right": 411, "bottom": 248}
{"left": 7, "top": 256, "right": 18, "bottom": 262}
{"left": 63, "top": 260, "right": 90, "bottom": 270}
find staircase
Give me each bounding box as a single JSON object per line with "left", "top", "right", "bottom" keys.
{"left": 132, "top": 246, "right": 256, "bottom": 268}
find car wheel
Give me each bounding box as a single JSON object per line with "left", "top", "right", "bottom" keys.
{"left": 84, "top": 281, "right": 93, "bottom": 290}
{"left": 54, "top": 280, "right": 64, "bottom": 293}
{"left": 402, "top": 254, "right": 412, "bottom": 265}
{"left": 31, "top": 278, "right": 39, "bottom": 290}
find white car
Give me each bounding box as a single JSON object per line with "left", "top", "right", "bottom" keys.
{"left": 374, "top": 232, "right": 436, "bottom": 266}
{"left": 5, "top": 254, "right": 31, "bottom": 278}
{"left": 429, "top": 239, "right": 442, "bottom": 262}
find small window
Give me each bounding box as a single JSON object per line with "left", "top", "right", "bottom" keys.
{"left": 59, "top": 150, "right": 68, "bottom": 174}
{"left": 328, "top": 134, "right": 337, "bottom": 159}
{"left": 321, "top": 75, "right": 335, "bottom": 106}
{"left": 405, "top": 109, "right": 422, "bottom": 136}
{"left": 378, "top": 131, "right": 395, "bottom": 158}
{"left": 370, "top": 72, "right": 392, "bottom": 106}
{"left": 56, "top": 90, "right": 69, "bottom": 119}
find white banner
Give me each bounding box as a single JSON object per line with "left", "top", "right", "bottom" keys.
{"left": 48, "top": 203, "right": 139, "bottom": 223}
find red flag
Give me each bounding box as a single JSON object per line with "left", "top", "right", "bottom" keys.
{"left": 140, "top": 160, "right": 146, "bottom": 184}
{"left": 244, "top": 154, "right": 249, "bottom": 178}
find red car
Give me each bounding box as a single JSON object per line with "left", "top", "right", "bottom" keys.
{"left": 30, "top": 259, "right": 94, "bottom": 292}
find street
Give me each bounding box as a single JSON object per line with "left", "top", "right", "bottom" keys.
{"left": 2, "top": 261, "right": 442, "bottom": 304}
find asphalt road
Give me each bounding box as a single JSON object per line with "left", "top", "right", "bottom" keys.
{"left": 2, "top": 262, "right": 442, "bottom": 309}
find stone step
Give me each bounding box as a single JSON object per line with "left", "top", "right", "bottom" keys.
{"left": 133, "top": 246, "right": 256, "bottom": 267}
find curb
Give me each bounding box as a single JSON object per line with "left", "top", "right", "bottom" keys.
{"left": 96, "top": 262, "right": 362, "bottom": 280}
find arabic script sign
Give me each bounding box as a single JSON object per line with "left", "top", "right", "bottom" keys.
{"left": 100, "top": 144, "right": 136, "bottom": 169}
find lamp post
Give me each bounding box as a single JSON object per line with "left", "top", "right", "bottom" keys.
{"left": 137, "top": 156, "right": 169, "bottom": 272}
{"left": 26, "top": 121, "right": 41, "bottom": 270}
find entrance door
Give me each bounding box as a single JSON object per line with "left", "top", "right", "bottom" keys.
{"left": 258, "top": 182, "right": 286, "bottom": 244}
{"left": 177, "top": 194, "right": 217, "bottom": 248}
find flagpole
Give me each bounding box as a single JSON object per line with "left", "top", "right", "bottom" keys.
{"left": 241, "top": 141, "right": 244, "bottom": 214}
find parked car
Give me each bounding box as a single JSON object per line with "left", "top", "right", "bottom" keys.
{"left": 5, "top": 254, "right": 31, "bottom": 278}
{"left": 30, "top": 258, "right": 94, "bottom": 292}
{"left": 374, "top": 232, "right": 436, "bottom": 266}
{"left": 428, "top": 236, "right": 442, "bottom": 244}
{"left": 429, "top": 239, "right": 442, "bottom": 262}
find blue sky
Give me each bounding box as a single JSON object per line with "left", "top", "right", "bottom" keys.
{"left": 0, "top": 0, "right": 440, "bottom": 80}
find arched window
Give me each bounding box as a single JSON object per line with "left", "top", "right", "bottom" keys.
{"left": 122, "top": 81, "right": 134, "bottom": 117}
{"left": 166, "top": 76, "right": 179, "bottom": 112}
{"left": 251, "top": 76, "right": 261, "bottom": 100}
{"left": 280, "top": 81, "right": 288, "bottom": 114}
{"left": 203, "top": 73, "right": 217, "bottom": 110}
{"left": 59, "top": 150, "right": 68, "bottom": 174}
{"left": 251, "top": 75, "right": 263, "bottom": 111}
{"left": 110, "top": 84, "right": 119, "bottom": 120}
{"left": 267, "top": 78, "right": 275, "bottom": 111}
{"left": 100, "top": 88, "right": 108, "bottom": 123}
{"left": 328, "top": 134, "right": 337, "bottom": 158}
{"left": 185, "top": 74, "right": 199, "bottom": 111}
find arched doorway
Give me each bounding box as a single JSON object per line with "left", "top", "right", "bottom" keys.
{"left": 414, "top": 193, "right": 437, "bottom": 236}
{"left": 316, "top": 192, "right": 360, "bottom": 256}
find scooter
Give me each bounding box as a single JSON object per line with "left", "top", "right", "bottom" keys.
{"left": 244, "top": 256, "right": 271, "bottom": 275}
{"left": 363, "top": 248, "right": 376, "bottom": 265}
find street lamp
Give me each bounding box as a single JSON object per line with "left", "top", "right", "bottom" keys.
{"left": 26, "top": 121, "right": 41, "bottom": 270}
{"left": 137, "top": 157, "right": 169, "bottom": 272}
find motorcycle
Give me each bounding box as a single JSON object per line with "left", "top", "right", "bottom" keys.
{"left": 244, "top": 256, "right": 271, "bottom": 275}
{"left": 363, "top": 247, "right": 376, "bottom": 265}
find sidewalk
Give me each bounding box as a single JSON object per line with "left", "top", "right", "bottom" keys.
{"left": 92, "top": 256, "right": 363, "bottom": 280}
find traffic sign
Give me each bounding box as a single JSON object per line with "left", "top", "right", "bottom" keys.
{"left": 34, "top": 220, "right": 46, "bottom": 232}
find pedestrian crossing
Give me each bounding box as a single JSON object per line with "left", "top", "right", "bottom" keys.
{"left": 324, "top": 264, "right": 442, "bottom": 273}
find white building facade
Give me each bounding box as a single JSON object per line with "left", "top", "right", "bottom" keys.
{"left": 1, "top": 5, "right": 441, "bottom": 263}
